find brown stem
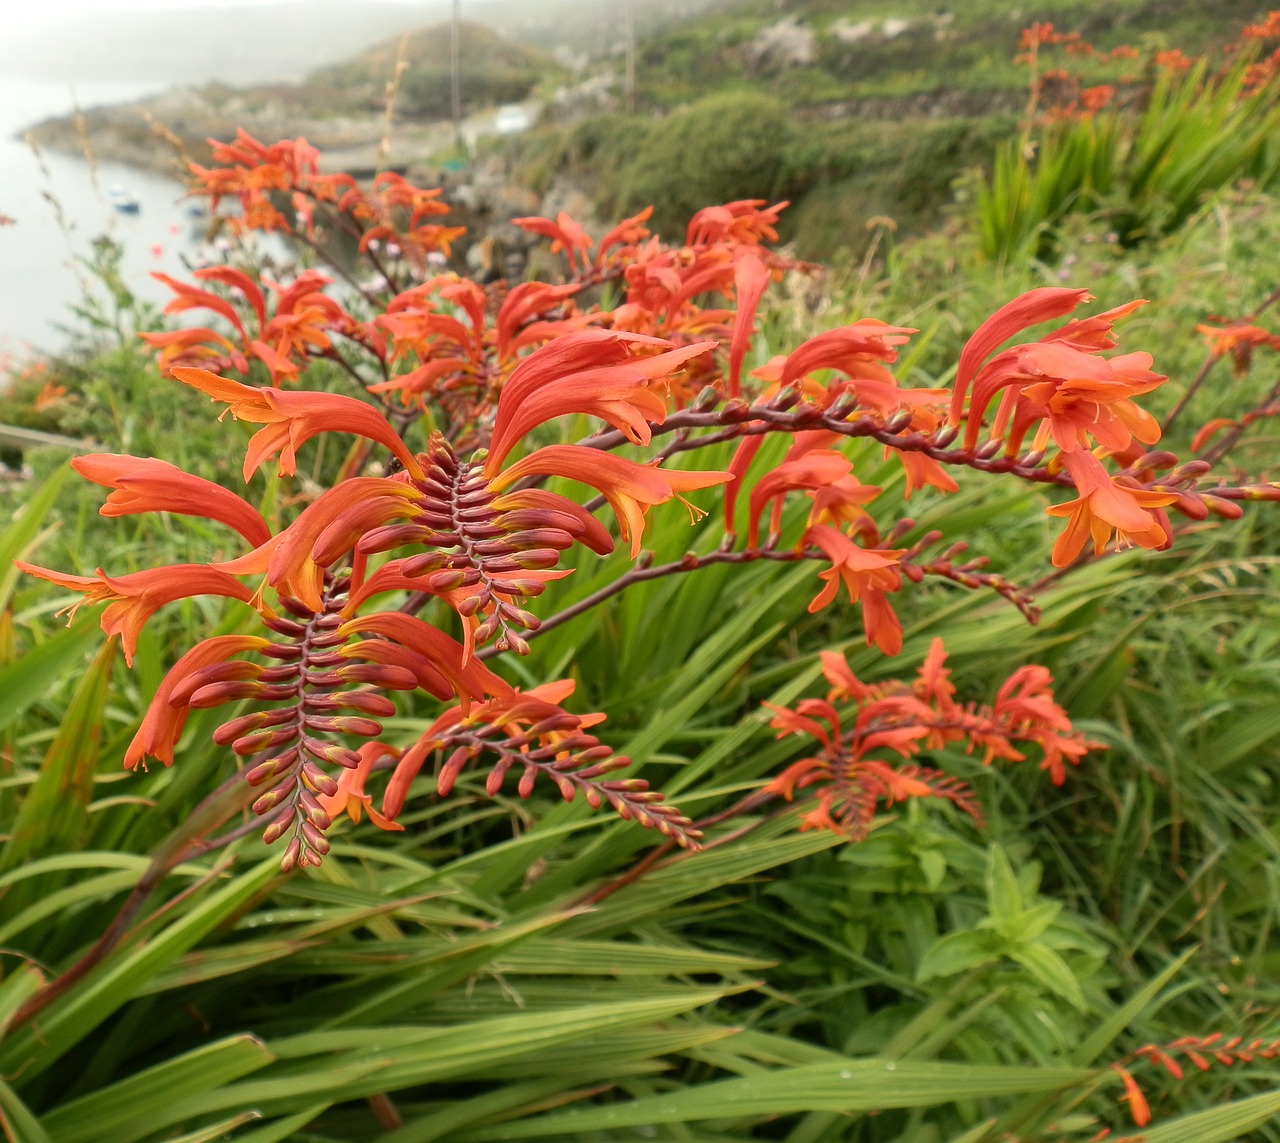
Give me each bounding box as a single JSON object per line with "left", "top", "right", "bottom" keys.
{"left": 1160, "top": 351, "right": 1219, "bottom": 437}
{"left": 1200, "top": 377, "right": 1280, "bottom": 467}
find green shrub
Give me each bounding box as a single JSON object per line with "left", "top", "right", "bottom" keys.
{"left": 606, "top": 92, "right": 799, "bottom": 235}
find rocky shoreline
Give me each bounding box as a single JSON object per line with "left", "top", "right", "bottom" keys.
{"left": 21, "top": 84, "right": 465, "bottom": 180}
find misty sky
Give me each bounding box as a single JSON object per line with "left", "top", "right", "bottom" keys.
{"left": 12, "top": 0, "right": 438, "bottom": 30}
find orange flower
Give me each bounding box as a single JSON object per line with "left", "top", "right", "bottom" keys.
{"left": 485, "top": 331, "right": 713, "bottom": 471}
{"left": 1012, "top": 342, "right": 1165, "bottom": 454}
{"left": 686, "top": 199, "right": 788, "bottom": 247}
{"left": 17, "top": 562, "right": 258, "bottom": 666}
{"left": 1046, "top": 452, "right": 1177, "bottom": 567}
{"left": 317, "top": 742, "right": 404, "bottom": 831}
{"left": 72, "top": 454, "right": 271, "bottom": 547}
{"left": 803, "top": 524, "right": 904, "bottom": 655}
{"left": 1196, "top": 322, "right": 1280, "bottom": 376}
{"left": 125, "top": 635, "right": 271, "bottom": 769}
{"left": 745, "top": 449, "right": 853, "bottom": 547}
{"left": 171, "top": 368, "right": 422, "bottom": 480}
{"left": 728, "top": 254, "right": 772, "bottom": 396}
{"left": 511, "top": 211, "right": 592, "bottom": 271}
{"left": 491, "top": 446, "right": 730, "bottom": 558}
{"left": 952, "top": 287, "right": 1092, "bottom": 429}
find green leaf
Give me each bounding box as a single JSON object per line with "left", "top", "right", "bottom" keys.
{"left": 917, "top": 931, "right": 998, "bottom": 982}
{"left": 0, "top": 857, "right": 280, "bottom": 1081}
{"left": 40, "top": 1035, "right": 275, "bottom": 1143}
{"left": 0, "top": 618, "right": 100, "bottom": 735}
{"left": 1008, "top": 944, "right": 1086, "bottom": 1010}
{"left": 155, "top": 1111, "right": 263, "bottom": 1142}
{"left": 1070, "top": 948, "right": 1196, "bottom": 1067}
{"left": 1135, "top": 1087, "right": 1280, "bottom": 1143}
{"left": 0, "top": 460, "right": 72, "bottom": 613}
{"left": 0, "top": 635, "right": 116, "bottom": 875}
{"left": 459, "top": 1059, "right": 1095, "bottom": 1138}
{"left": 0, "top": 1075, "right": 51, "bottom": 1143}
{"left": 984, "top": 845, "right": 1022, "bottom": 938}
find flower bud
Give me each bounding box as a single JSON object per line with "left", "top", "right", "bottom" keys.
{"left": 213, "top": 708, "right": 295, "bottom": 746}
{"left": 279, "top": 838, "right": 302, "bottom": 872}
{"left": 261, "top": 806, "right": 297, "bottom": 844}
{"left": 233, "top": 726, "right": 301, "bottom": 757}
{"left": 301, "top": 760, "right": 340, "bottom": 796}
{"left": 300, "top": 821, "right": 330, "bottom": 854}
{"left": 253, "top": 776, "right": 297, "bottom": 815}
{"left": 244, "top": 750, "right": 299, "bottom": 786}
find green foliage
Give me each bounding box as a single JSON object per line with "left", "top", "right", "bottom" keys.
{"left": 976, "top": 56, "right": 1280, "bottom": 263}
{"left": 604, "top": 92, "right": 799, "bottom": 234}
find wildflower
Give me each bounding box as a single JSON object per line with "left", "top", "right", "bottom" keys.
{"left": 803, "top": 524, "right": 904, "bottom": 654}
{"left": 16, "top": 562, "right": 258, "bottom": 667}
{"left": 72, "top": 454, "right": 271, "bottom": 547}
{"left": 485, "top": 331, "right": 714, "bottom": 470}
{"left": 1196, "top": 321, "right": 1280, "bottom": 376}
{"left": 171, "top": 368, "right": 422, "bottom": 480}
{"left": 317, "top": 742, "right": 404, "bottom": 830}
{"left": 1045, "top": 452, "right": 1177, "bottom": 567}
{"left": 492, "top": 446, "right": 730, "bottom": 558}
{"left": 124, "top": 635, "right": 272, "bottom": 769}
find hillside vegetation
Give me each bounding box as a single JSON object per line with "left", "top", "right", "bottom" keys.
{"left": 306, "top": 21, "right": 561, "bottom": 120}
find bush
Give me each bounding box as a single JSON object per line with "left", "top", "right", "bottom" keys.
{"left": 606, "top": 91, "right": 798, "bottom": 234}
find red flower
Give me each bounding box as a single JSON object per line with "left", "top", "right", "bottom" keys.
{"left": 171, "top": 368, "right": 422, "bottom": 480}
{"left": 803, "top": 524, "right": 904, "bottom": 655}
{"left": 17, "top": 562, "right": 258, "bottom": 666}
{"left": 72, "top": 454, "right": 271, "bottom": 547}
{"left": 492, "top": 446, "right": 730, "bottom": 558}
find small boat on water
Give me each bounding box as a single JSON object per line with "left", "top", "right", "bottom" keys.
{"left": 107, "top": 186, "right": 141, "bottom": 214}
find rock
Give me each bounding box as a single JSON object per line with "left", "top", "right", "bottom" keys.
{"left": 744, "top": 17, "right": 816, "bottom": 70}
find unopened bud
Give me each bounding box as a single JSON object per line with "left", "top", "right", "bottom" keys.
{"left": 279, "top": 837, "right": 302, "bottom": 872}
{"left": 253, "top": 776, "right": 297, "bottom": 815}
{"left": 261, "top": 806, "right": 297, "bottom": 844}
{"left": 884, "top": 409, "right": 913, "bottom": 434}
{"left": 300, "top": 821, "right": 331, "bottom": 854}
{"left": 692, "top": 384, "right": 721, "bottom": 411}
{"left": 244, "top": 750, "right": 299, "bottom": 786}
{"left": 278, "top": 595, "right": 318, "bottom": 620}
{"left": 301, "top": 760, "right": 340, "bottom": 796}
{"left": 233, "top": 726, "right": 301, "bottom": 757}
{"left": 770, "top": 386, "right": 803, "bottom": 412}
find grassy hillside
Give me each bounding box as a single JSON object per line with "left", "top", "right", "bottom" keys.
{"left": 306, "top": 20, "right": 562, "bottom": 120}
{"left": 499, "top": 0, "right": 1270, "bottom": 258}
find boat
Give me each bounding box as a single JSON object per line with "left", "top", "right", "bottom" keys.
{"left": 107, "top": 186, "right": 141, "bottom": 214}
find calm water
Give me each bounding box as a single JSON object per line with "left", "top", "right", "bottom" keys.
{"left": 0, "top": 77, "right": 208, "bottom": 361}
